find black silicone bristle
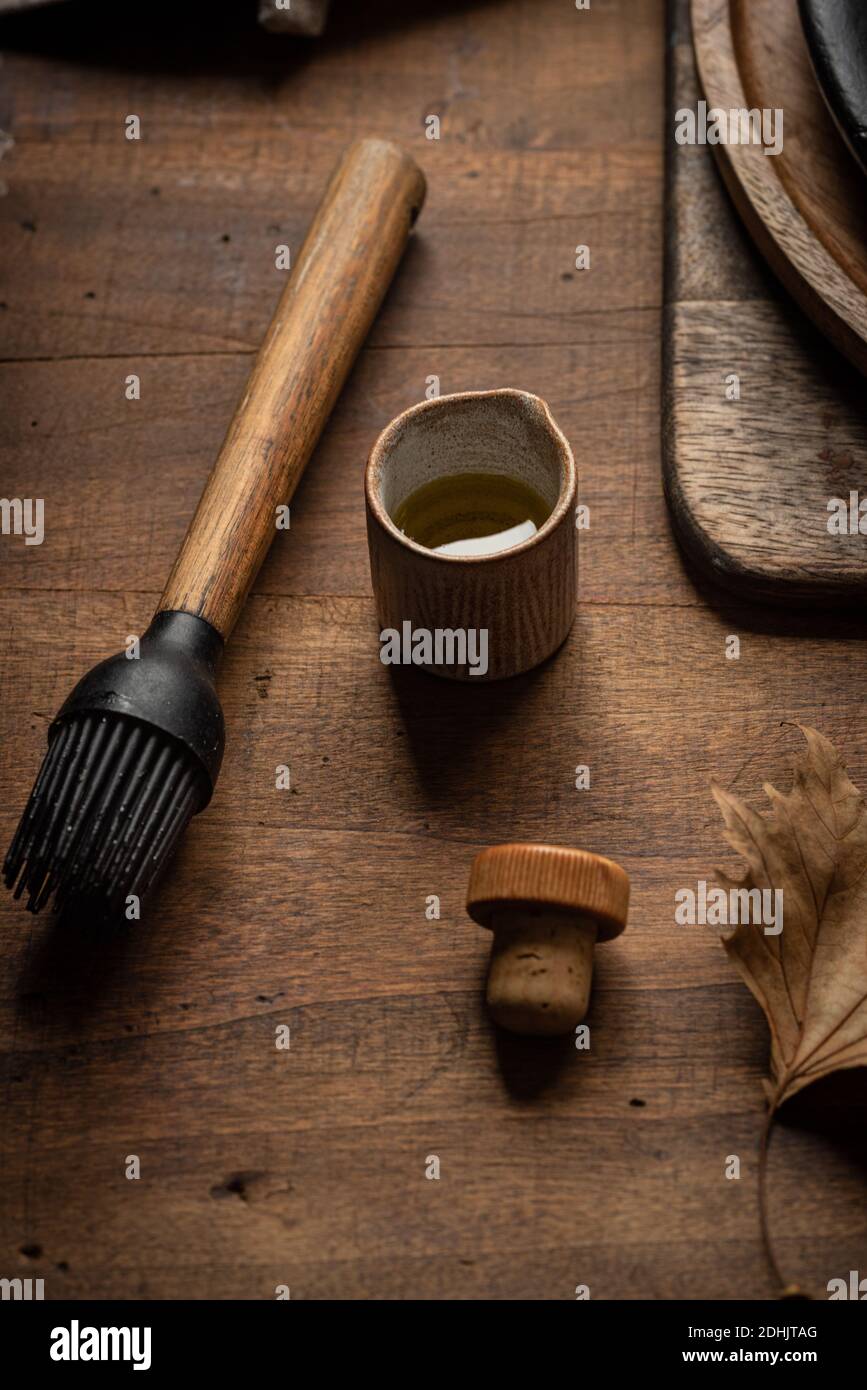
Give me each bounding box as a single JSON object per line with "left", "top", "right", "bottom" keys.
{"left": 3, "top": 712, "right": 208, "bottom": 919}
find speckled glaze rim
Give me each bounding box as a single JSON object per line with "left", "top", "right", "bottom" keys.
{"left": 365, "top": 388, "right": 577, "bottom": 565}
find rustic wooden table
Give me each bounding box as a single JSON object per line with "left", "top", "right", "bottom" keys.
{"left": 1, "top": 0, "right": 864, "bottom": 1301}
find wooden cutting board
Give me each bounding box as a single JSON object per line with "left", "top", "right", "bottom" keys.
{"left": 692, "top": 0, "right": 867, "bottom": 376}
{"left": 663, "top": 0, "right": 867, "bottom": 604}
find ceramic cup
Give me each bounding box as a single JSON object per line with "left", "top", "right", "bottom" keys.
{"left": 364, "top": 388, "right": 577, "bottom": 681}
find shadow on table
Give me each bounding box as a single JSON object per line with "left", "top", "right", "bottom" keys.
{"left": 10, "top": 843, "right": 191, "bottom": 1030}
{"left": 387, "top": 661, "right": 548, "bottom": 790}
{"left": 0, "top": 0, "right": 504, "bottom": 78}
{"left": 492, "top": 1023, "right": 576, "bottom": 1098}
{"left": 477, "top": 943, "right": 629, "bottom": 1100}
{"left": 777, "top": 1067, "right": 867, "bottom": 1167}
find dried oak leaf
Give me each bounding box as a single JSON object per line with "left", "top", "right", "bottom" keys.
{"left": 712, "top": 725, "right": 867, "bottom": 1108}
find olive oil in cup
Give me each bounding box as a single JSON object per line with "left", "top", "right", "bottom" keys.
{"left": 365, "top": 389, "right": 577, "bottom": 680}
{"left": 393, "top": 471, "right": 552, "bottom": 556}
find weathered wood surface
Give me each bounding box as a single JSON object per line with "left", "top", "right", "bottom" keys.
{"left": 1, "top": 0, "right": 865, "bottom": 1301}
{"left": 664, "top": 0, "right": 867, "bottom": 602}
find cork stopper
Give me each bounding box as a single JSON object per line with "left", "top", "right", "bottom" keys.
{"left": 467, "top": 844, "right": 629, "bottom": 1036}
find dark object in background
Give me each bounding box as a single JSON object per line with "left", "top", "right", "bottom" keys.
{"left": 258, "top": 0, "right": 330, "bottom": 34}
{"left": 0, "top": 0, "right": 59, "bottom": 11}
{"left": 0, "top": 0, "right": 332, "bottom": 34}
{"left": 799, "top": 0, "right": 867, "bottom": 177}
{"left": 3, "top": 139, "right": 425, "bottom": 919}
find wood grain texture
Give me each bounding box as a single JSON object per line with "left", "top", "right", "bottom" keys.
{"left": 663, "top": 0, "right": 867, "bottom": 603}
{"left": 0, "top": 334, "right": 666, "bottom": 606}
{"left": 0, "top": 2, "right": 660, "bottom": 361}
{"left": 1, "top": 0, "right": 865, "bottom": 1302}
{"left": 159, "top": 138, "right": 425, "bottom": 638}
{"left": 365, "top": 390, "right": 576, "bottom": 681}
{"left": 692, "top": 0, "right": 867, "bottom": 375}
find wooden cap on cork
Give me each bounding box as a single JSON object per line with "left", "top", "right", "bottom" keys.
{"left": 467, "top": 843, "right": 629, "bottom": 939}
{"left": 467, "top": 844, "right": 630, "bottom": 1036}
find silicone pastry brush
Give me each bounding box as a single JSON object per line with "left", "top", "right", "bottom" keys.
{"left": 4, "top": 139, "right": 425, "bottom": 919}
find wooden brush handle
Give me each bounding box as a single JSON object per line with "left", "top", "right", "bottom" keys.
{"left": 158, "top": 138, "right": 426, "bottom": 639}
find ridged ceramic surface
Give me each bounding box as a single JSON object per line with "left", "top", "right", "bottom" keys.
{"left": 366, "top": 389, "right": 577, "bottom": 682}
